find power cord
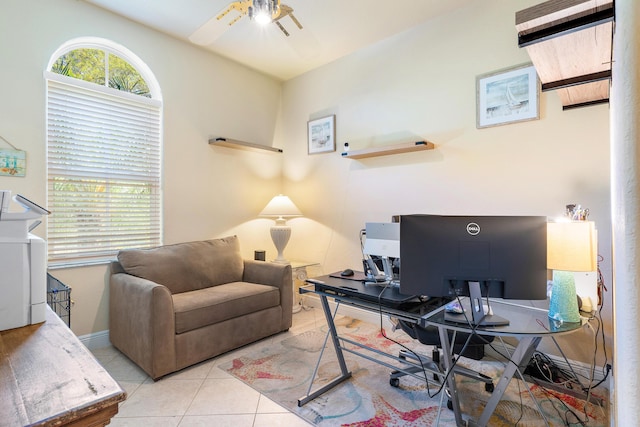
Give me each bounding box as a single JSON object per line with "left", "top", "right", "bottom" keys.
{"left": 374, "top": 286, "right": 475, "bottom": 400}
{"left": 374, "top": 285, "right": 443, "bottom": 397}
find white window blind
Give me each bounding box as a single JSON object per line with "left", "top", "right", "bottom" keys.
{"left": 46, "top": 72, "right": 162, "bottom": 267}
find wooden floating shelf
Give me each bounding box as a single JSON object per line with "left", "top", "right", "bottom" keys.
{"left": 209, "top": 138, "right": 283, "bottom": 153}
{"left": 341, "top": 140, "right": 434, "bottom": 159}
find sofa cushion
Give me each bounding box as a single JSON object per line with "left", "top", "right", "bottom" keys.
{"left": 172, "top": 282, "right": 281, "bottom": 334}
{"left": 117, "top": 236, "right": 244, "bottom": 294}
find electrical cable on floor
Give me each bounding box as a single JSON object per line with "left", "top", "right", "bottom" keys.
{"left": 529, "top": 376, "right": 587, "bottom": 427}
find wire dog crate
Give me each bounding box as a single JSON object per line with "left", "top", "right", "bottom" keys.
{"left": 47, "top": 273, "right": 71, "bottom": 327}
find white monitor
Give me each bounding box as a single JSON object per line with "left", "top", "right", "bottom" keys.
{"left": 363, "top": 222, "right": 400, "bottom": 258}
{"left": 363, "top": 222, "right": 400, "bottom": 284}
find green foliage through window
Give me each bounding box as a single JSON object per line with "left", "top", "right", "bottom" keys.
{"left": 52, "top": 49, "right": 150, "bottom": 97}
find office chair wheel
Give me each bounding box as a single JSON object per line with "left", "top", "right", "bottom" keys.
{"left": 444, "top": 387, "right": 454, "bottom": 411}
{"left": 485, "top": 382, "right": 494, "bottom": 393}
{"left": 390, "top": 377, "right": 400, "bottom": 388}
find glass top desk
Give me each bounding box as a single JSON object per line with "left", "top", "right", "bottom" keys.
{"left": 299, "top": 275, "right": 588, "bottom": 426}
{"left": 421, "top": 297, "right": 587, "bottom": 427}
{"left": 297, "top": 275, "right": 444, "bottom": 408}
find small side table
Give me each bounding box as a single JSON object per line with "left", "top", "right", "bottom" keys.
{"left": 290, "top": 260, "right": 322, "bottom": 313}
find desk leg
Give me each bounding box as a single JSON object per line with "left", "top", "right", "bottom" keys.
{"left": 470, "top": 336, "right": 542, "bottom": 427}
{"left": 438, "top": 326, "right": 465, "bottom": 426}
{"left": 298, "top": 295, "right": 352, "bottom": 406}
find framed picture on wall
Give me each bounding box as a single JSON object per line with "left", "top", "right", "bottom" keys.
{"left": 308, "top": 115, "right": 336, "bottom": 154}
{"left": 0, "top": 148, "right": 26, "bottom": 177}
{"left": 476, "top": 63, "right": 540, "bottom": 129}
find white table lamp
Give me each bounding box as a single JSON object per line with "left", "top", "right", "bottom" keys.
{"left": 547, "top": 221, "right": 597, "bottom": 323}
{"left": 259, "top": 194, "right": 302, "bottom": 264}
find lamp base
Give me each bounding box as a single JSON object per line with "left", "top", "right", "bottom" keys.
{"left": 270, "top": 225, "right": 291, "bottom": 264}
{"left": 548, "top": 270, "right": 581, "bottom": 323}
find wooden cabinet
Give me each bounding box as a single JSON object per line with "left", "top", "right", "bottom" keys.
{"left": 0, "top": 307, "right": 126, "bottom": 426}
{"left": 516, "top": 0, "right": 614, "bottom": 110}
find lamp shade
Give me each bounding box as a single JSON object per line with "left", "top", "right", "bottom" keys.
{"left": 547, "top": 221, "right": 597, "bottom": 272}
{"left": 259, "top": 195, "right": 302, "bottom": 219}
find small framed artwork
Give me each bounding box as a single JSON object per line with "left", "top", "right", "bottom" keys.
{"left": 476, "top": 63, "right": 540, "bottom": 129}
{"left": 0, "top": 148, "right": 26, "bottom": 177}
{"left": 308, "top": 115, "right": 336, "bottom": 154}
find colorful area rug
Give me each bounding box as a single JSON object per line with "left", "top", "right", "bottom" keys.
{"left": 220, "top": 316, "right": 608, "bottom": 426}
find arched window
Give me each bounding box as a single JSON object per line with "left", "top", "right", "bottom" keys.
{"left": 45, "top": 38, "right": 162, "bottom": 267}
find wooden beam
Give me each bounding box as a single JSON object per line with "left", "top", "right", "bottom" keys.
{"left": 518, "top": 5, "right": 614, "bottom": 48}
{"left": 541, "top": 70, "right": 611, "bottom": 91}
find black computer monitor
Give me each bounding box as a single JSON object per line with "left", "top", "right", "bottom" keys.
{"left": 399, "top": 214, "right": 548, "bottom": 325}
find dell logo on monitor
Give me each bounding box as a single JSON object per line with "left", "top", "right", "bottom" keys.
{"left": 466, "top": 222, "right": 480, "bottom": 235}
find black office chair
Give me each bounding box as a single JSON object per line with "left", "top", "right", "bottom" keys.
{"left": 389, "top": 300, "right": 495, "bottom": 399}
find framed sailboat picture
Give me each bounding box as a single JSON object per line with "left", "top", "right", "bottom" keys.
{"left": 476, "top": 64, "right": 539, "bottom": 129}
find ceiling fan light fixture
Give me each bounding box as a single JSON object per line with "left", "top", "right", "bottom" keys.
{"left": 249, "top": 0, "right": 280, "bottom": 24}
{"left": 254, "top": 11, "right": 272, "bottom": 25}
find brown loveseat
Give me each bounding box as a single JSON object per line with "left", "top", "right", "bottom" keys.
{"left": 109, "top": 236, "right": 292, "bottom": 380}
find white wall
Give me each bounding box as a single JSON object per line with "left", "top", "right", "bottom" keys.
{"left": 0, "top": 0, "right": 283, "bottom": 336}
{"left": 280, "top": 1, "right": 612, "bottom": 365}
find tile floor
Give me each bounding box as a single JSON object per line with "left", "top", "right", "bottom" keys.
{"left": 91, "top": 303, "right": 607, "bottom": 426}
{"left": 91, "top": 307, "right": 323, "bottom": 427}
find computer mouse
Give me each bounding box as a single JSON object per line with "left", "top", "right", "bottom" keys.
{"left": 340, "top": 269, "right": 355, "bottom": 277}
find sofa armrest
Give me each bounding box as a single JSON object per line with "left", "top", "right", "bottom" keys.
{"left": 243, "top": 260, "right": 292, "bottom": 330}
{"left": 109, "top": 270, "right": 176, "bottom": 380}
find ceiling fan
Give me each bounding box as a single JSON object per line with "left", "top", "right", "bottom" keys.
{"left": 189, "top": 0, "right": 303, "bottom": 46}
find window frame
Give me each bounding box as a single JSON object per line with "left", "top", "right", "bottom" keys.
{"left": 45, "top": 38, "right": 163, "bottom": 268}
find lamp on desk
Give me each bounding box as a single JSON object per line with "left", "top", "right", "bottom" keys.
{"left": 547, "top": 220, "right": 597, "bottom": 323}
{"left": 259, "top": 194, "right": 302, "bottom": 264}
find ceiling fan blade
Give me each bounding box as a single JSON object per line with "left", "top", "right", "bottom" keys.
{"left": 275, "top": 5, "right": 302, "bottom": 28}
{"left": 287, "top": 12, "right": 303, "bottom": 30}
{"left": 189, "top": 1, "right": 252, "bottom": 46}
{"left": 285, "top": 23, "right": 321, "bottom": 62}
{"left": 189, "top": 15, "right": 230, "bottom": 46}
{"left": 271, "top": 4, "right": 303, "bottom": 37}
{"left": 274, "top": 21, "right": 290, "bottom": 37}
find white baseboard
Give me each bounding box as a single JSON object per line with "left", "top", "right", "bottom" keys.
{"left": 609, "top": 372, "right": 615, "bottom": 425}
{"left": 78, "top": 330, "right": 111, "bottom": 350}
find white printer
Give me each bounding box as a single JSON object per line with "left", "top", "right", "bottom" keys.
{"left": 0, "top": 191, "right": 50, "bottom": 331}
